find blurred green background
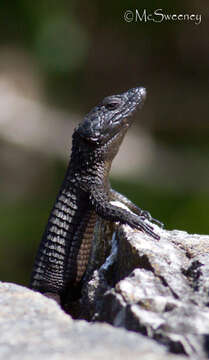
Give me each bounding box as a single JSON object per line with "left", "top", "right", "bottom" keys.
{"left": 0, "top": 1, "right": 208, "bottom": 286}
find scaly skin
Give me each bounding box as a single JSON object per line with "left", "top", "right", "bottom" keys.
{"left": 30, "top": 87, "right": 161, "bottom": 303}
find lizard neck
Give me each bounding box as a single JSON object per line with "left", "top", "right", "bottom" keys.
{"left": 66, "top": 133, "right": 112, "bottom": 191}
{"left": 67, "top": 130, "right": 125, "bottom": 191}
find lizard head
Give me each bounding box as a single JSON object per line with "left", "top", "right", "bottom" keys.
{"left": 76, "top": 87, "right": 146, "bottom": 145}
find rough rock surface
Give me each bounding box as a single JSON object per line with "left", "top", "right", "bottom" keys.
{"left": 2, "top": 202, "right": 209, "bottom": 359}
{"left": 0, "top": 282, "right": 185, "bottom": 360}
{"left": 73, "top": 202, "right": 209, "bottom": 359}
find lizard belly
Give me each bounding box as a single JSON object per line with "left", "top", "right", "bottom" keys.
{"left": 75, "top": 210, "right": 97, "bottom": 283}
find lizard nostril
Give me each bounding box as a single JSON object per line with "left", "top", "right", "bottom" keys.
{"left": 130, "top": 87, "right": 146, "bottom": 102}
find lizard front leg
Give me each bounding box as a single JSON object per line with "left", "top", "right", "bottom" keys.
{"left": 109, "top": 189, "right": 164, "bottom": 228}
{"left": 89, "top": 185, "right": 160, "bottom": 240}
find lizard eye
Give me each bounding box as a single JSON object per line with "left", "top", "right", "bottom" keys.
{"left": 105, "top": 101, "right": 120, "bottom": 111}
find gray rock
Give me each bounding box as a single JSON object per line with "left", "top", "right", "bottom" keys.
{"left": 0, "top": 282, "right": 184, "bottom": 360}
{"left": 76, "top": 202, "right": 209, "bottom": 359}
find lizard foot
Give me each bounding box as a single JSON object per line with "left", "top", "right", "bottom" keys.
{"left": 125, "top": 214, "right": 160, "bottom": 240}
{"left": 140, "top": 210, "right": 164, "bottom": 228}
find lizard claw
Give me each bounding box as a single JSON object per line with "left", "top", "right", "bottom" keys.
{"left": 137, "top": 219, "right": 160, "bottom": 241}
{"left": 140, "top": 210, "right": 164, "bottom": 229}
{"left": 126, "top": 214, "right": 160, "bottom": 240}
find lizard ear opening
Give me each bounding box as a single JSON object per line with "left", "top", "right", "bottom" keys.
{"left": 77, "top": 126, "right": 101, "bottom": 144}
{"left": 76, "top": 113, "right": 104, "bottom": 144}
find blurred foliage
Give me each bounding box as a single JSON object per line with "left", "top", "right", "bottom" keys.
{"left": 111, "top": 179, "right": 209, "bottom": 235}
{"left": 0, "top": 0, "right": 207, "bottom": 114}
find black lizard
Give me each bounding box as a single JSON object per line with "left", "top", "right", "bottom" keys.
{"left": 30, "top": 87, "right": 161, "bottom": 304}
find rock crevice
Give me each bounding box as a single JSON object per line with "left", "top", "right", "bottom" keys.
{"left": 73, "top": 202, "right": 209, "bottom": 358}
